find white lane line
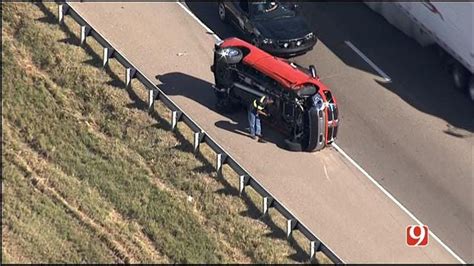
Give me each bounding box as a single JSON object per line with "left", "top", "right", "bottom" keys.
{"left": 175, "top": 2, "right": 465, "bottom": 263}
{"left": 344, "top": 40, "right": 392, "bottom": 83}
{"left": 332, "top": 143, "right": 466, "bottom": 264}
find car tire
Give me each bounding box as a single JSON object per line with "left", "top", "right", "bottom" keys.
{"left": 217, "top": 47, "right": 243, "bottom": 65}
{"left": 468, "top": 75, "right": 474, "bottom": 102}
{"left": 302, "top": 107, "right": 326, "bottom": 152}
{"left": 453, "top": 63, "right": 469, "bottom": 90}
{"left": 218, "top": 2, "right": 228, "bottom": 23}
{"left": 215, "top": 90, "right": 231, "bottom": 112}
{"left": 250, "top": 35, "right": 259, "bottom": 47}
{"left": 215, "top": 90, "right": 240, "bottom": 113}
{"left": 216, "top": 98, "right": 231, "bottom": 113}
{"left": 216, "top": 98, "right": 239, "bottom": 114}
{"left": 284, "top": 138, "right": 302, "bottom": 152}
{"left": 436, "top": 45, "right": 448, "bottom": 63}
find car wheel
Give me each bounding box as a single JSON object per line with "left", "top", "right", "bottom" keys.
{"left": 218, "top": 3, "right": 228, "bottom": 23}
{"left": 284, "top": 138, "right": 302, "bottom": 152}
{"left": 468, "top": 75, "right": 474, "bottom": 102}
{"left": 302, "top": 107, "right": 326, "bottom": 152}
{"left": 216, "top": 97, "right": 239, "bottom": 114}
{"left": 250, "top": 35, "right": 259, "bottom": 47}
{"left": 218, "top": 47, "right": 243, "bottom": 65}
{"left": 453, "top": 63, "right": 469, "bottom": 90}
{"left": 215, "top": 90, "right": 240, "bottom": 113}
{"left": 215, "top": 90, "right": 231, "bottom": 111}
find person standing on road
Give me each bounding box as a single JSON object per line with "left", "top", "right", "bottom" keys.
{"left": 248, "top": 95, "right": 273, "bottom": 142}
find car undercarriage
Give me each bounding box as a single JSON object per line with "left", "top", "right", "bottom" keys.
{"left": 211, "top": 41, "right": 338, "bottom": 152}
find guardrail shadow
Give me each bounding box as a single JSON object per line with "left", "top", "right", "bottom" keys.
{"left": 35, "top": 2, "right": 309, "bottom": 262}
{"left": 185, "top": 1, "right": 474, "bottom": 134}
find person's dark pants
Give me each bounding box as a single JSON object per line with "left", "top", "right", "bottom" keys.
{"left": 248, "top": 109, "right": 261, "bottom": 137}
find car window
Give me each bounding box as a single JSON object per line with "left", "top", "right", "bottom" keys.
{"left": 289, "top": 62, "right": 311, "bottom": 76}
{"left": 249, "top": 1, "right": 295, "bottom": 19}
{"left": 239, "top": 0, "right": 249, "bottom": 13}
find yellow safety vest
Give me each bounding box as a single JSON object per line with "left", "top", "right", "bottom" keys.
{"left": 253, "top": 96, "right": 266, "bottom": 111}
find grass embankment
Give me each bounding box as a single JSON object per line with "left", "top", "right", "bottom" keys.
{"left": 1, "top": 2, "right": 330, "bottom": 264}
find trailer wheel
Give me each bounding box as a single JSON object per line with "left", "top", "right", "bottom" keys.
{"left": 453, "top": 63, "right": 469, "bottom": 90}
{"left": 468, "top": 75, "right": 474, "bottom": 102}
{"left": 436, "top": 46, "right": 455, "bottom": 71}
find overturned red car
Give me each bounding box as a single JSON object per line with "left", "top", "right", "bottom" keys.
{"left": 211, "top": 37, "right": 339, "bottom": 152}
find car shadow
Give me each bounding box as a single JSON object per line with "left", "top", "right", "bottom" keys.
{"left": 185, "top": 1, "right": 474, "bottom": 134}
{"left": 155, "top": 72, "right": 289, "bottom": 149}
{"left": 185, "top": 1, "right": 246, "bottom": 40}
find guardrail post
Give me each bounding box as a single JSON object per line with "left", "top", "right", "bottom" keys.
{"left": 171, "top": 110, "right": 182, "bottom": 131}
{"left": 102, "top": 47, "right": 115, "bottom": 67}
{"left": 287, "top": 219, "right": 297, "bottom": 239}
{"left": 310, "top": 240, "right": 321, "bottom": 262}
{"left": 125, "top": 68, "right": 136, "bottom": 88}
{"left": 193, "top": 131, "right": 205, "bottom": 153}
{"left": 58, "top": 4, "right": 69, "bottom": 24}
{"left": 239, "top": 175, "right": 250, "bottom": 195}
{"left": 148, "top": 89, "right": 157, "bottom": 110}
{"left": 80, "top": 25, "right": 91, "bottom": 45}
{"left": 216, "top": 153, "right": 227, "bottom": 177}
{"left": 262, "top": 196, "right": 274, "bottom": 216}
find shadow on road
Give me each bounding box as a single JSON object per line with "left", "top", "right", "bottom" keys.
{"left": 214, "top": 120, "right": 250, "bottom": 138}
{"left": 155, "top": 72, "right": 288, "bottom": 148}
{"left": 185, "top": 1, "right": 474, "bottom": 134}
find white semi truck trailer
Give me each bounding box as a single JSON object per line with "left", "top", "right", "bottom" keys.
{"left": 365, "top": 1, "right": 474, "bottom": 101}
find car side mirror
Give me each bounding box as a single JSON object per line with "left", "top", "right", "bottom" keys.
{"left": 309, "top": 65, "right": 317, "bottom": 78}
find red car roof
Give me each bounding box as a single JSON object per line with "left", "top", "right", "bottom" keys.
{"left": 220, "top": 37, "right": 328, "bottom": 91}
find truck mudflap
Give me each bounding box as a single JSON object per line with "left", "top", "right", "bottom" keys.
{"left": 304, "top": 106, "right": 326, "bottom": 152}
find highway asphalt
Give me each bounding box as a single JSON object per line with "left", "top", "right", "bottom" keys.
{"left": 68, "top": 2, "right": 470, "bottom": 263}
{"left": 186, "top": 2, "right": 474, "bottom": 262}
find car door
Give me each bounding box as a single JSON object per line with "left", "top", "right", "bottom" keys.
{"left": 223, "top": 1, "right": 239, "bottom": 26}
{"left": 240, "top": 1, "right": 255, "bottom": 36}
{"left": 226, "top": 1, "right": 251, "bottom": 34}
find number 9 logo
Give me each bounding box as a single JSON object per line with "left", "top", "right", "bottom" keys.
{"left": 406, "top": 225, "right": 429, "bottom": 247}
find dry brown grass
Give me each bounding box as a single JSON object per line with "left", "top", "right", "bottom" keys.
{"left": 2, "top": 2, "right": 331, "bottom": 264}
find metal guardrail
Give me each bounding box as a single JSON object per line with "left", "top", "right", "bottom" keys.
{"left": 56, "top": 2, "right": 344, "bottom": 264}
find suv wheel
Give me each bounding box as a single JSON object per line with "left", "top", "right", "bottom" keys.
{"left": 218, "top": 3, "right": 228, "bottom": 23}
{"left": 250, "top": 35, "right": 259, "bottom": 47}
